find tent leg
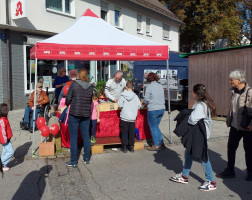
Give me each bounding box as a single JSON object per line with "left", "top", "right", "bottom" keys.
{"left": 166, "top": 60, "right": 172, "bottom": 144}
{"left": 31, "top": 58, "right": 38, "bottom": 157}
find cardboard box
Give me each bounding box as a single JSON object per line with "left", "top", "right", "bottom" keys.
{"left": 39, "top": 142, "right": 55, "bottom": 157}
{"left": 99, "top": 103, "right": 118, "bottom": 112}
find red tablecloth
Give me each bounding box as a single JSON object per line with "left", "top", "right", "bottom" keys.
{"left": 60, "top": 109, "right": 151, "bottom": 148}
{"left": 96, "top": 109, "right": 151, "bottom": 139}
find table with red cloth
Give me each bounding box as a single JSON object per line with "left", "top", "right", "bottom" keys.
{"left": 60, "top": 109, "right": 151, "bottom": 148}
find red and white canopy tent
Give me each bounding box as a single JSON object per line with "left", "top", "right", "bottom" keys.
{"left": 30, "top": 9, "right": 172, "bottom": 154}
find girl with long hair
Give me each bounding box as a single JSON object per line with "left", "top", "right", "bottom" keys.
{"left": 170, "top": 84, "right": 217, "bottom": 191}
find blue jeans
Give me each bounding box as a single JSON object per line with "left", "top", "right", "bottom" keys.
{"left": 182, "top": 150, "right": 214, "bottom": 181}
{"left": 90, "top": 120, "right": 97, "bottom": 137}
{"left": 68, "top": 115, "right": 91, "bottom": 165}
{"left": 147, "top": 109, "right": 165, "bottom": 147}
{"left": 23, "top": 106, "right": 42, "bottom": 127}
{"left": 1, "top": 142, "right": 14, "bottom": 167}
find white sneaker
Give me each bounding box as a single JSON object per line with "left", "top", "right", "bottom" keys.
{"left": 2, "top": 167, "right": 10, "bottom": 171}
{"left": 170, "top": 173, "right": 189, "bottom": 184}
{"left": 199, "top": 181, "right": 216, "bottom": 191}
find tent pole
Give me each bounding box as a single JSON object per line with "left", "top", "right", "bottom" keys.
{"left": 32, "top": 58, "right": 38, "bottom": 156}
{"left": 65, "top": 60, "right": 69, "bottom": 75}
{"left": 166, "top": 59, "right": 172, "bottom": 144}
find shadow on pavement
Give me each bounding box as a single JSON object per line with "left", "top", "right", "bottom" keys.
{"left": 209, "top": 149, "right": 252, "bottom": 199}
{"left": 12, "top": 165, "right": 53, "bottom": 200}
{"left": 153, "top": 148, "right": 205, "bottom": 183}
{"left": 8, "top": 142, "right": 32, "bottom": 168}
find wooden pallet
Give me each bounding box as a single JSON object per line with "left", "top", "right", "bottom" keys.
{"left": 91, "top": 137, "right": 144, "bottom": 154}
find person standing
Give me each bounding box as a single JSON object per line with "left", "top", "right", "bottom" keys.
{"left": 53, "top": 67, "right": 69, "bottom": 103}
{"left": 143, "top": 72, "right": 165, "bottom": 151}
{"left": 90, "top": 96, "right": 100, "bottom": 145}
{"left": 105, "top": 70, "right": 126, "bottom": 103}
{"left": 170, "top": 84, "right": 217, "bottom": 191}
{"left": 118, "top": 81, "right": 141, "bottom": 153}
{"left": 58, "top": 69, "right": 78, "bottom": 103}
{"left": 0, "top": 103, "right": 14, "bottom": 172}
{"left": 65, "top": 69, "right": 93, "bottom": 167}
{"left": 220, "top": 70, "right": 252, "bottom": 181}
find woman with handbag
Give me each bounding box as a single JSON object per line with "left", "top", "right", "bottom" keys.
{"left": 220, "top": 69, "right": 252, "bottom": 181}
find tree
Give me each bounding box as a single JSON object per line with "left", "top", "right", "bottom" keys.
{"left": 236, "top": 0, "right": 252, "bottom": 44}
{"left": 160, "top": 0, "right": 242, "bottom": 52}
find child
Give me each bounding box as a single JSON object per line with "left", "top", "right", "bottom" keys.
{"left": 170, "top": 84, "right": 217, "bottom": 191}
{"left": 90, "top": 96, "right": 100, "bottom": 145}
{"left": 118, "top": 81, "right": 140, "bottom": 153}
{"left": 0, "top": 103, "right": 14, "bottom": 172}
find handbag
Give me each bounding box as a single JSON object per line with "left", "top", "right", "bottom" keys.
{"left": 240, "top": 88, "right": 252, "bottom": 129}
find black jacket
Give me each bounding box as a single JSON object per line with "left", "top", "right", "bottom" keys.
{"left": 174, "top": 109, "right": 208, "bottom": 162}
{"left": 66, "top": 80, "right": 93, "bottom": 118}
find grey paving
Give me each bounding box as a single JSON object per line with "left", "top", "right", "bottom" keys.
{"left": 0, "top": 109, "right": 250, "bottom": 200}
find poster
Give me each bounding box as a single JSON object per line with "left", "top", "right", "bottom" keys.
{"left": 143, "top": 69, "right": 178, "bottom": 90}
{"left": 30, "top": 60, "right": 35, "bottom": 74}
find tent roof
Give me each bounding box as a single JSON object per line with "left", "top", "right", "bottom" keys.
{"left": 31, "top": 9, "right": 168, "bottom": 61}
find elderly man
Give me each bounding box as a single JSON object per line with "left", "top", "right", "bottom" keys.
{"left": 105, "top": 70, "right": 126, "bottom": 103}
{"left": 21, "top": 82, "right": 49, "bottom": 132}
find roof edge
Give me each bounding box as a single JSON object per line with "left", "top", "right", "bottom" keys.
{"left": 180, "top": 44, "right": 252, "bottom": 58}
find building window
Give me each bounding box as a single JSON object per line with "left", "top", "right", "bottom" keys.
{"left": 101, "top": 1, "right": 108, "bottom": 21}
{"left": 137, "top": 14, "right": 142, "bottom": 33}
{"left": 146, "top": 17, "right": 151, "bottom": 35}
{"left": 25, "top": 47, "right": 65, "bottom": 93}
{"left": 46, "top": 0, "right": 73, "bottom": 14}
{"left": 163, "top": 23, "right": 170, "bottom": 40}
{"left": 114, "top": 6, "right": 121, "bottom": 27}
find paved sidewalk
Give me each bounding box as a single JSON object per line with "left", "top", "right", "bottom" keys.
{"left": 1, "top": 109, "right": 247, "bottom": 200}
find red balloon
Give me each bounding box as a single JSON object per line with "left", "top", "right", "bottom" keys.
{"left": 40, "top": 126, "right": 50, "bottom": 137}
{"left": 36, "top": 117, "right": 46, "bottom": 130}
{"left": 50, "top": 124, "right": 60, "bottom": 136}
{"left": 63, "top": 84, "right": 70, "bottom": 96}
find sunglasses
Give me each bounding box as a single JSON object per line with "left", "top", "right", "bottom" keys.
{"left": 38, "top": 86, "right": 43, "bottom": 88}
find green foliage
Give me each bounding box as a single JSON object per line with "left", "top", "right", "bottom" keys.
{"left": 95, "top": 80, "right": 106, "bottom": 95}
{"left": 160, "top": 0, "right": 244, "bottom": 52}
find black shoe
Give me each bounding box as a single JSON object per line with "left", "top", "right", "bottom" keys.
{"left": 158, "top": 143, "right": 166, "bottom": 151}
{"left": 121, "top": 146, "right": 127, "bottom": 153}
{"left": 128, "top": 146, "right": 134, "bottom": 153}
{"left": 65, "top": 161, "right": 77, "bottom": 168}
{"left": 245, "top": 174, "right": 252, "bottom": 181}
{"left": 219, "top": 168, "right": 235, "bottom": 178}
{"left": 22, "top": 122, "right": 30, "bottom": 130}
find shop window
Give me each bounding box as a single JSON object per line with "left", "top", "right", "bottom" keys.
{"left": 68, "top": 60, "right": 93, "bottom": 80}
{"left": 25, "top": 51, "right": 65, "bottom": 93}
{"left": 146, "top": 17, "right": 151, "bottom": 35}
{"left": 137, "top": 14, "right": 142, "bottom": 33}
{"left": 163, "top": 23, "right": 171, "bottom": 40}
{"left": 97, "top": 61, "right": 109, "bottom": 81}
{"left": 114, "top": 6, "right": 122, "bottom": 28}
{"left": 110, "top": 61, "right": 117, "bottom": 78}
{"left": 46, "top": 0, "right": 73, "bottom": 15}
{"left": 101, "top": 1, "right": 108, "bottom": 21}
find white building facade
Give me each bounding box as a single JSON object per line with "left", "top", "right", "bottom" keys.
{"left": 0, "top": 0, "right": 182, "bottom": 109}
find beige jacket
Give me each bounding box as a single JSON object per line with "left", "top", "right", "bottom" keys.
{"left": 226, "top": 83, "right": 252, "bottom": 131}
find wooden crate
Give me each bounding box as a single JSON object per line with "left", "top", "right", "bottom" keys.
{"left": 91, "top": 137, "right": 144, "bottom": 154}
{"left": 39, "top": 142, "right": 55, "bottom": 157}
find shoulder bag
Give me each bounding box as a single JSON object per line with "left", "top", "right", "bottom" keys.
{"left": 240, "top": 88, "right": 252, "bottom": 129}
